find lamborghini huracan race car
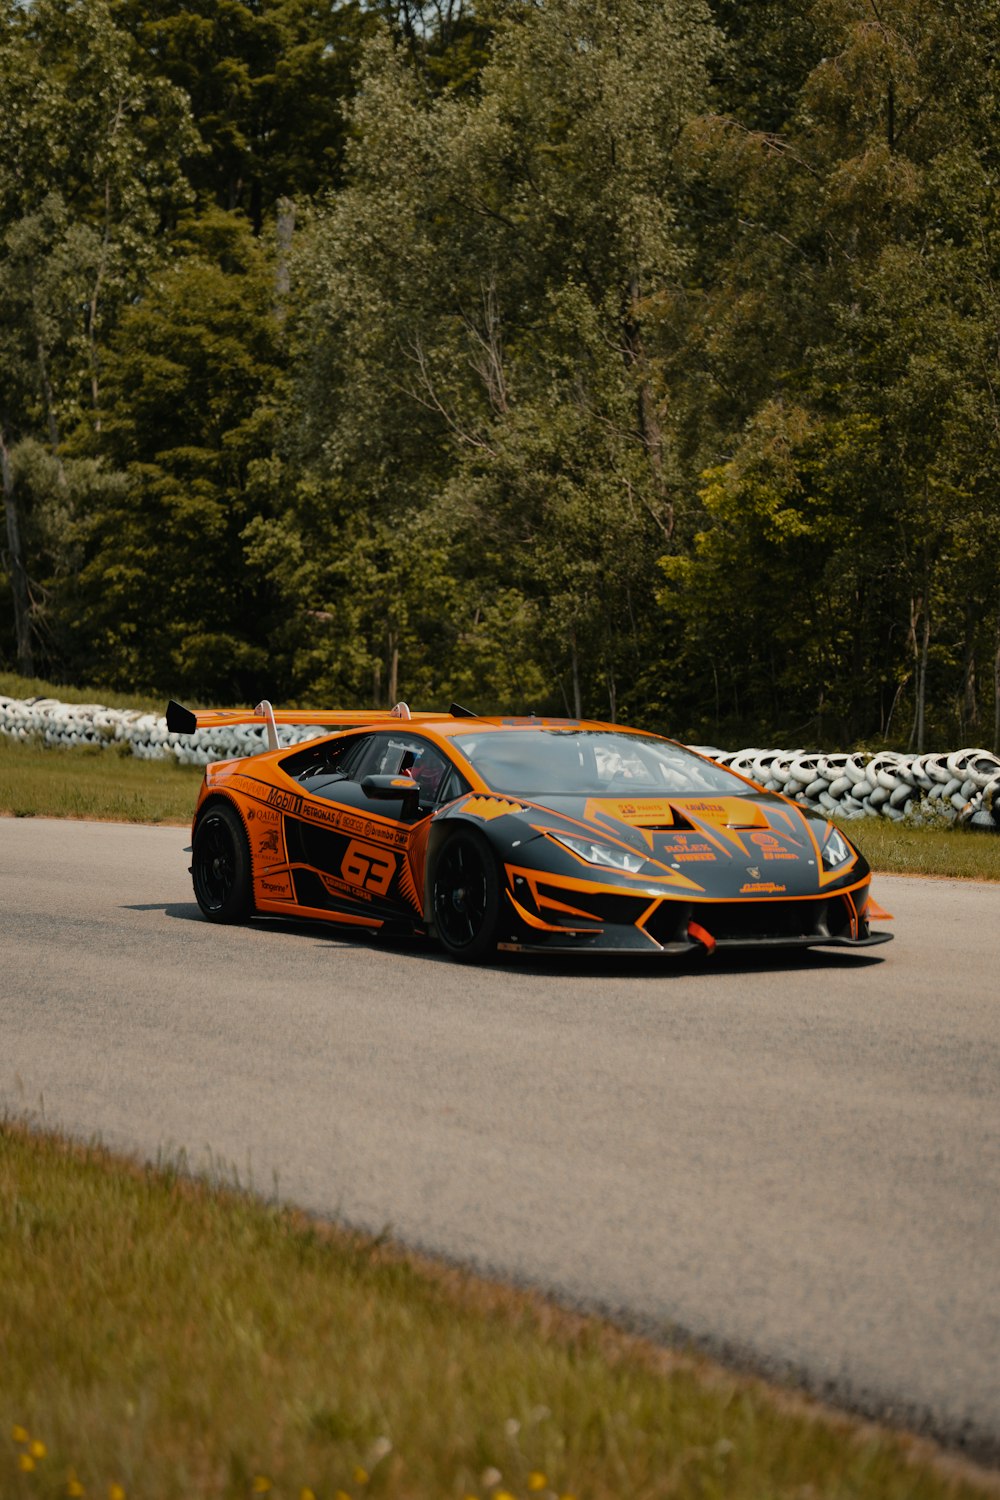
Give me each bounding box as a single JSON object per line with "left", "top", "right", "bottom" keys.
{"left": 167, "top": 701, "right": 893, "bottom": 962}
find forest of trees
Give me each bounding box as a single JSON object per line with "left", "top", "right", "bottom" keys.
{"left": 3, "top": 0, "right": 999, "bottom": 751}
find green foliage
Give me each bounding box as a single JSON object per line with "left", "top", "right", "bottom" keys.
{"left": 289, "top": 0, "right": 717, "bottom": 714}
{"left": 111, "top": 0, "right": 376, "bottom": 228}
{"left": 3, "top": 0, "right": 1000, "bottom": 746}
{"left": 654, "top": 0, "right": 1000, "bottom": 747}
{"left": 67, "top": 209, "right": 286, "bottom": 698}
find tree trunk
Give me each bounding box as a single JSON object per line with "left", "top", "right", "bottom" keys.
{"left": 569, "top": 630, "right": 582, "bottom": 719}
{"left": 624, "top": 278, "right": 674, "bottom": 542}
{"left": 274, "top": 198, "right": 295, "bottom": 327}
{"left": 387, "top": 629, "right": 399, "bottom": 707}
{"left": 907, "top": 587, "right": 931, "bottom": 754}
{"left": 961, "top": 597, "right": 978, "bottom": 738}
{"left": 1, "top": 431, "right": 34, "bottom": 676}
{"left": 994, "top": 616, "right": 1000, "bottom": 756}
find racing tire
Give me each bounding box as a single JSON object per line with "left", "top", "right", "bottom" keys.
{"left": 430, "top": 828, "right": 501, "bottom": 963}
{"left": 192, "top": 801, "right": 253, "bottom": 924}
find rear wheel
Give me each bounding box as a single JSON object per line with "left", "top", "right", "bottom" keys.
{"left": 192, "top": 802, "right": 252, "bottom": 923}
{"left": 430, "top": 828, "right": 501, "bottom": 962}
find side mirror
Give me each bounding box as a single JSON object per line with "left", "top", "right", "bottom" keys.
{"left": 361, "top": 774, "right": 420, "bottom": 814}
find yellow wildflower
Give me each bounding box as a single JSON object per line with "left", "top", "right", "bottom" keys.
{"left": 353, "top": 1467, "right": 369, "bottom": 1485}
{"left": 528, "top": 1476, "right": 547, "bottom": 1492}
{"left": 109, "top": 1485, "right": 126, "bottom": 1500}
{"left": 11, "top": 1425, "right": 29, "bottom": 1444}
{"left": 496, "top": 1491, "right": 517, "bottom": 1500}
{"left": 19, "top": 1454, "right": 35, "bottom": 1473}
{"left": 30, "top": 1439, "right": 47, "bottom": 1459}
{"left": 334, "top": 1491, "right": 352, "bottom": 1500}
{"left": 252, "top": 1481, "right": 272, "bottom": 1495}
{"left": 67, "top": 1481, "right": 86, "bottom": 1498}
{"left": 300, "top": 1490, "right": 317, "bottom": 1500}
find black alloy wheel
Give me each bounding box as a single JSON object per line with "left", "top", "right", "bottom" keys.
{"left": 431, "top": 829, "right": 501, "bottom": 962}
{"left": 192, "top": 802, "right": 252, "bottom": 923}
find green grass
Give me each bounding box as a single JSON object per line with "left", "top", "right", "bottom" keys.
{"left": 0, "top": 737, "right": 201, "bottom": 824}
{"left": 1, "top": 1122, "right": 995, "bottom": 1500}
{"left": 1, "top": 671, "right": 998, "bottom": 869}
{"left": 2, "top": 733, "right": 1000, "bottom": 872}
{"left": 849, "top": 817, "right": 1000, "bottom": 882}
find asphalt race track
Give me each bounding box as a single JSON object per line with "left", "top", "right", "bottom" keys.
{"left": 2, "top": 818, "right": 998, "bottom": 1461}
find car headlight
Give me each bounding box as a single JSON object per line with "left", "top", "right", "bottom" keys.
{"left": 821, "top": 826, "right": 854, "bottom": 871}
{"left": 549, "top": 832, "right": 647, "bottom": 874}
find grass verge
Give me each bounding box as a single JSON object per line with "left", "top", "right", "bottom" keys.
{"left": 848, "top": 818, "right": 1000, "bottom": 882}
{"left": 3, "top": 735, "right": 1000, "bottom": 875}
{"left": 0, "top": 737, "right": 201, "bottom": 824}
{"left": 1, "top": 1121, "right": 996, "bottom": 1500}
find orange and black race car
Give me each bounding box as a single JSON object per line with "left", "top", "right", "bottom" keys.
{"left": 166, "top": 700, "right": 893, "bottom": 962}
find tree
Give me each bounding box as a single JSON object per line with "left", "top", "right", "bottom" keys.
{"left": 288, "top": 0, "right": 717, "bottom": 713}
{"left": 112, "top": 0, "right": 375, "bottom": 229}
{"left": 67, "top": 210, "right": 286, "bottom": 697}
{"left": 0, "top": 0, "right": 195, "bottom": 672}
{"left": 653, "top": 0, "right": 1000, "bottom": 746}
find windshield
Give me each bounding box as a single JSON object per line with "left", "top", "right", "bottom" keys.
{"left": 453, "top": 730, "right": 752, "bottom": 798}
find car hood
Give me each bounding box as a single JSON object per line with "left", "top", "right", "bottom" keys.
{"left": 511, "top": 790, "right": 865, "bottom": 899}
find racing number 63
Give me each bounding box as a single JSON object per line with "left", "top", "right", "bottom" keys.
{"left": 341, "top": 840, "right": 396, "bottom": 896}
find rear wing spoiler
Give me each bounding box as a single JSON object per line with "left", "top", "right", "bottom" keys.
{"left": 165, "top": 699, "right": 451, "bottom": 752}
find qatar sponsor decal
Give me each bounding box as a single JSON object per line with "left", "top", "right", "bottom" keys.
{"left": 246, "top": 805, "right": 279, "bottom": 826}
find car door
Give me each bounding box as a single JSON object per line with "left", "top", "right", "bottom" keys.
{"left": 279, "top": 731, "right": 459, "bottom": 922}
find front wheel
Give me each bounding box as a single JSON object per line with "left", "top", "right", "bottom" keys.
{"left": 430, "top": 828, "right": 501, "bottom": 963}
{"left": 192, "top": 802, "right": 253, "bottom": 923}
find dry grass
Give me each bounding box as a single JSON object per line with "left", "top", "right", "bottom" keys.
{"left": 1, "top": 1122, "right": 997, "bottom": 1500}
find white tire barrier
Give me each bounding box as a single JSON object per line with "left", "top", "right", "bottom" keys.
{"left": 704, "top": 743, "right": 1000, "bottom": 830}
{"left": 0, "top": 695, "right": 325, "bottom": 767}
{"left": 3, "top": 695, "right": 999, "bottom": 829}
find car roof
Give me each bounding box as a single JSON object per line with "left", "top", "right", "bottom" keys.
{"left": 398, "top": 716, "right": 638, "bottom": 741}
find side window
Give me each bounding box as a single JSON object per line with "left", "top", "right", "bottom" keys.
{"left": 280, "top": 734, "right": 372, "bottom": 786}
{"left": 361, "top": 734, "right": 458, "bottom": 807}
